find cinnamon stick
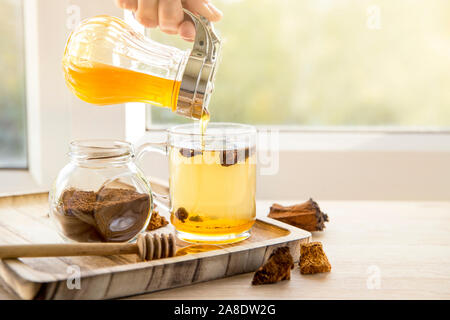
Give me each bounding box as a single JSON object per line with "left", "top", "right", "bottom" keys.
{"left": 268, "top": 198, "right": 329, "bottom": 231}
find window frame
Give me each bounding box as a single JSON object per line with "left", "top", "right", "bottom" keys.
{"left": 0, "top": 0, "right": 126, "bottom": 195}
{"left": 1, "top": 2, "right": 449, "bottom": 201}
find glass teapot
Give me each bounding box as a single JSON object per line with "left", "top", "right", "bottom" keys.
{"left": 62, "top": 10, "right": 221, "bottom": 120}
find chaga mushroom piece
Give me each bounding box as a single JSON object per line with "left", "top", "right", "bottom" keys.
{"left": 147, "top": 210, "right": 169, "bottom": 231}
{"left": 268, "top": 198, "right": 329, "bottom": 231}
{"left": 252, "top": 247, "right": 294, "bottom": 285}
{"left": 189, "top": 215, "right": 203, "bottom": 222}
{"left": 179, "top": 148, "right": 202, "bottom": 158}
{"left": 174, "top": 207, "right": 189, "bottom": 223}
{"left": 299, "top": 242, "right": 331, "bottom": 274}
{"left": 219, "top": 147, "right": 255, "bottom": 167}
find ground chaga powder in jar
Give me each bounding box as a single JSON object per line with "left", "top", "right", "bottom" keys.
{"left": 55, "top": 188, "right": 151, "bottom": 242}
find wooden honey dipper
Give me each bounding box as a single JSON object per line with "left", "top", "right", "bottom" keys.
{"left": 0, "top": 233, "right": 176, "bottom": 261}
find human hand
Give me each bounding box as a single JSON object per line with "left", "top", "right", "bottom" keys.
{"left": 115, "top": 0, "right": 222, "bottom": 41}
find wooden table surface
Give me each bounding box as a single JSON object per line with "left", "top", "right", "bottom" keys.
{"left": 1, "top": 200, "right": 449, "bottom": 300}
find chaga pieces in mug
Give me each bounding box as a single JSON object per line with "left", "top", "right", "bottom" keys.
{"left": 175, "top": 207, "right": 189, "bottom": 223}
{"left": 299, "top": 242, "right": 331, "bottom": 274}
{"left": 56, "top": 188, "right": 150, "bottom": 242}
{"left": 188, "top": 215, "right": 203, "bottom": 222}
{"left": 219, "top": 146, "right": 255, "bottom": 167}
{"left": 252, "top": 247, "right": 294, "bottom": 285}
{"left": 268, "top": 198, "right": 329, "bottom": 231}
{"left": 176, "top": 146, "right": 255, "bottom": 167}
{"left": 179, "top": 148, "right": 202, "bottom": 158}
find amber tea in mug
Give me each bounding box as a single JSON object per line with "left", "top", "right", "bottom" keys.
{"left": 142, "top": 123, "right": 257, "bottom": 244}
{"left": 169, "top": 124, "right": 256, "bottom": 243}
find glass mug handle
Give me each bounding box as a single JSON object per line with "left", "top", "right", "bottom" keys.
{"left": 135, "top": 141, "right": 170, "bottom": 211}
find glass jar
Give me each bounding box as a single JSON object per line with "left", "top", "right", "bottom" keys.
{"left": 62, "top": 11, "right": 221, "bottom": 120}
{"left": 49, "top": 140, "right": 153, "bottom": 243}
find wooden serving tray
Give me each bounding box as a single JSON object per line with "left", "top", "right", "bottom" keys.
{"left": 0, "top": 192, "right": 311, "bottom": 300}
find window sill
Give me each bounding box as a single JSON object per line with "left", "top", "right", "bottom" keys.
{"left": 0, "top": 170, "right": 46, "bottom": 197}
{"left": 141, "top": 125, "right": 450, "bottom": 152}
{"left": 135, "top": 127, "right": 450, "bottom": 201}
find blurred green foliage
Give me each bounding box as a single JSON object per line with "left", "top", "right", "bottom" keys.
{"left": 150, "top": 0, "right": 450, "bottom": 127}
{"left": 1, "top": 1, "right": 449, "bottom": 169}
{"left": 0, "top": 0, "right": 27, "bottom": 168}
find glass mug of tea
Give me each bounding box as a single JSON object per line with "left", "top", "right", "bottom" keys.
{"left": 139, "top": 123, "right": 257, "bottom": 244}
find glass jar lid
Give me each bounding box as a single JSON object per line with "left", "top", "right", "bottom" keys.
{"left": 69, "top": 140, "right": 134, "bottom": 163}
